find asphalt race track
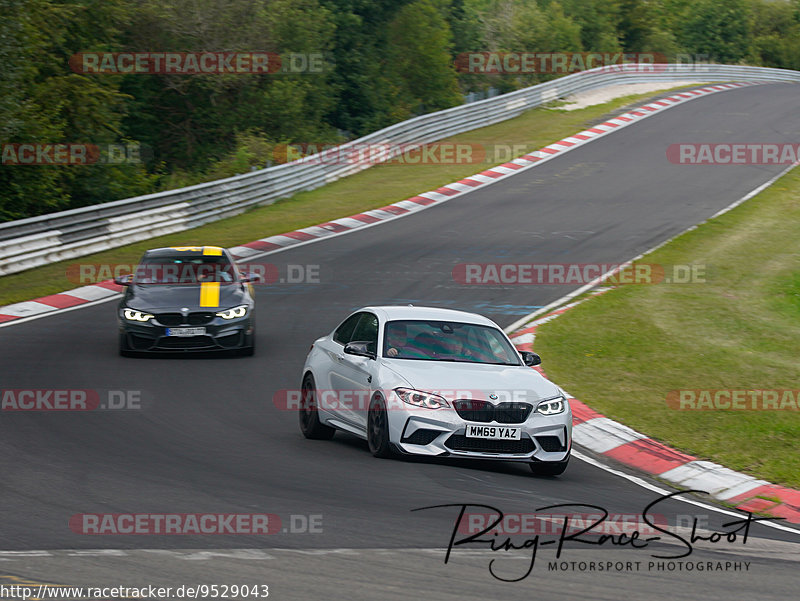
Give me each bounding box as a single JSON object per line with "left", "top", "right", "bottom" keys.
{"left": 1, "top": 83, "right": 799, "bottom": 600}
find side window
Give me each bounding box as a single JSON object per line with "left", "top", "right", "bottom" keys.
{"left": 333, "top": 312, "right": 362, "bottom": 345}
{"left": 351, "top": 313, "right": 379, "bottom": 350}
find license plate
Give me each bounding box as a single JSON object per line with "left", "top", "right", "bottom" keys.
{"left": 465, "top": 424, "right": 521, "bottom": 440}
{"left": 166, "top": 327, "right": 206, "bottom": 337}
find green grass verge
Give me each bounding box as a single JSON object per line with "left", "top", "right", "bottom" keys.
{"left": 535, "top": 166, "right": 800, "bottom": 488}
{"left": 0, "top": 85, "right": 694, "bottom": 307}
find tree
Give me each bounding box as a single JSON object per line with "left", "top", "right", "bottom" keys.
{"left": 560, "top": 0, "right": 622, "bottom": 53}
{"left": 122, "top": 0, "right": 337, "bottom": 170}
{"left": 750, "top": 0, "right": 800, "bottom": 69}
{"left": 678, "top": 0, "right": 753, "bottom": 63}
{"left": 319, "top": 0, "right": 413, "bottom": 134}
{"left": 387, "top": 0, "right": 462, "bottom": 114}
{"left": 0, "top": 0, "right": 154, "bottom": 221}
{"left": 477, "top": 0, "right": 582, "bottom": 89}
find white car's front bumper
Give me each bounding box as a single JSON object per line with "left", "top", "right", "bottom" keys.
{"left": 389, "top": 404, "right": 572, "bottom": 463}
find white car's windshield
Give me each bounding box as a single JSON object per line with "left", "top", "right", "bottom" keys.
{"left": 383, "top": 320, "right": 520, "bottom": 365}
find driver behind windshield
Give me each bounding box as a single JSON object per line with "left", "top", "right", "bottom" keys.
{"left": 134, "top": 257, "right": 235, "bottom": 284}
{"left": 385, "top": 323, "right": 409, "bottom": 357}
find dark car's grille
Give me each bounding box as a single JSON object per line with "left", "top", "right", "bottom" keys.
{"left": 535, "top": 435, "right": 567, "bottom": 452}
{"left": 155, "top": 312, "right": 216, "bottom": 326}
{"left": 156, "top": 336, "right": 216, "bottom": 349}
{"left": 401, "top": 429, "right": 441, "bottom": 445}
{"left": 453, "top": 400, "right": 533, "bottom": 424}
{"left": 188, "top": 312, "right": 215, "bottom": 325}
{"left": 445, "top": 434, "right": 535, "bottom": 454}
{"left": 155, "top": 313, "right": 182, "bottom": 326}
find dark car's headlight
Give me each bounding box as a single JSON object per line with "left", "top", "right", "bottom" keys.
{"left": 394, "top": 388, "right": 449, "bottom": 410}
{"left": 536, "top": 396, "right": 566, "bottom": 415}
{"left": 123, "top": 308, "right": 154, "bottom": 322}
{"left": 216, "top": 305, "right": 248, "bottom": 320}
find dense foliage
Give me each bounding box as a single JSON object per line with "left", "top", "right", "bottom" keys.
{"left": 2, "top": 0, "right": 799, "bottom": 221}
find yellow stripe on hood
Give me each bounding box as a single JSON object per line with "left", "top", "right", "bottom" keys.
{"left": 200, "top": 282, "right": 220, "bottom": 307}
{"left": 203, "top": 246, "right": 223, "bottom": 256}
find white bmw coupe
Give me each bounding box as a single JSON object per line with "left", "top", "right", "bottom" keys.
{"left": 298, "top": 306, "right": 572, "bottom": 475}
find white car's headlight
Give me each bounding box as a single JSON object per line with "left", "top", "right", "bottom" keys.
{"left": 216, "top": 305, "right": 248, "bottom": 320}
{"left": 536, "top": 396, "right": 566, "bottom": 415}
{"left": 123, "top": 308, "right": 154, "bottom": 322}
{"left": 394, "top": 387, "right": 450, "bottom": 410}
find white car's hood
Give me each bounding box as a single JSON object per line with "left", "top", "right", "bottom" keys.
{"left": 380, "top": 359, "right": 561, "bottom": 404}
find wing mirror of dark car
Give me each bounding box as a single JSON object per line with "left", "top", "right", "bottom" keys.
{"left": 240, "top": 272, "right": 260, "bottom": 283}
{"left": 344, "top": 341, "right": 377, "bottom": 360}
{"left": 114, "top": 274, "right": 133, "bottom": 286}
{"left": 521, "top": 351, "right": 541, "bottom": 367}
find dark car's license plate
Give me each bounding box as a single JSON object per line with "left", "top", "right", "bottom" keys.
{"left": 166, "top": 327, "right": 206, "bottom": 337}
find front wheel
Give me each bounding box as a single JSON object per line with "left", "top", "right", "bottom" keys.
{"left": 367, "top": 396, "right": 393, "bottom": 458}
{"left": 299, "top": 375, "right": 335, "bottom": 440}
{"left": 529, "top": 454, "right": 569, "bottom": 476}
{"left": 237, "top": 345, "right": 255, "bottom": 357}
{"left": 119, "top": 332, "right": 134, "bottom": 357}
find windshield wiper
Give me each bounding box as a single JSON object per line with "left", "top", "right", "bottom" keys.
{"left": 479, "top": 361, "right": 519, "bottom": 366}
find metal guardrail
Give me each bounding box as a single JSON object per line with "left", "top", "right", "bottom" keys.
{"left": 1, "top": 63, "right": 798, "bottom": 276}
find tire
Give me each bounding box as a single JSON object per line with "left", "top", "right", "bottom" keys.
{"left": 242, "top": 326, "right": 256, "bottom": 356}
{"left": 529, "top": 454, "right": 569, "bottom": 476}
{"left": 367, "top": 396, "right": 393, "bottom": 458}
{"left": 299, "top": 375, "right": 335, "bottom": 440}
{"left": 238, "top": 345, "right": 255, "bottom": 357}
{"left": 119, "top": 333, "right": 134, "bottom": 358}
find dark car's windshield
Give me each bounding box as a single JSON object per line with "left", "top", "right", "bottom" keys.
{"left": 383, "top": 320, "right": 521, "bottom": 365}
{"left": 133, "top": 255, "right": 237, "bottom": 285}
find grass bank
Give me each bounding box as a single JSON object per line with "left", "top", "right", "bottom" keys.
{"left": 535, "top": 166, "right": 800, "bottom": 487}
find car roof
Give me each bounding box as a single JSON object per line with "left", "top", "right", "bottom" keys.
{"left": 143, "top": 246, "right": 229, "bottom": 259}
{"left": 361, "top": 305, "right": 498, "bottom": 327}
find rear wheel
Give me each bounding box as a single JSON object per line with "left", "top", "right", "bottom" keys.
{"left": 367, "top": 396, "right": 393, "bottom": 458}
{"left": 299, "top": 375, "right": 335, "bottom": 440}
{"left": 529, "top": 454, "right": 569, "bottom": 476}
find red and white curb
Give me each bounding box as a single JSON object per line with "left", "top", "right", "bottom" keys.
{"left": 0, "top": 281, "right": 123, "bottom": 325}
{"left": 509, "top": 291, "right": 800, "bottom": 524}
{"left": 0, "top": 80, "right": 756, "bottom": 328}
